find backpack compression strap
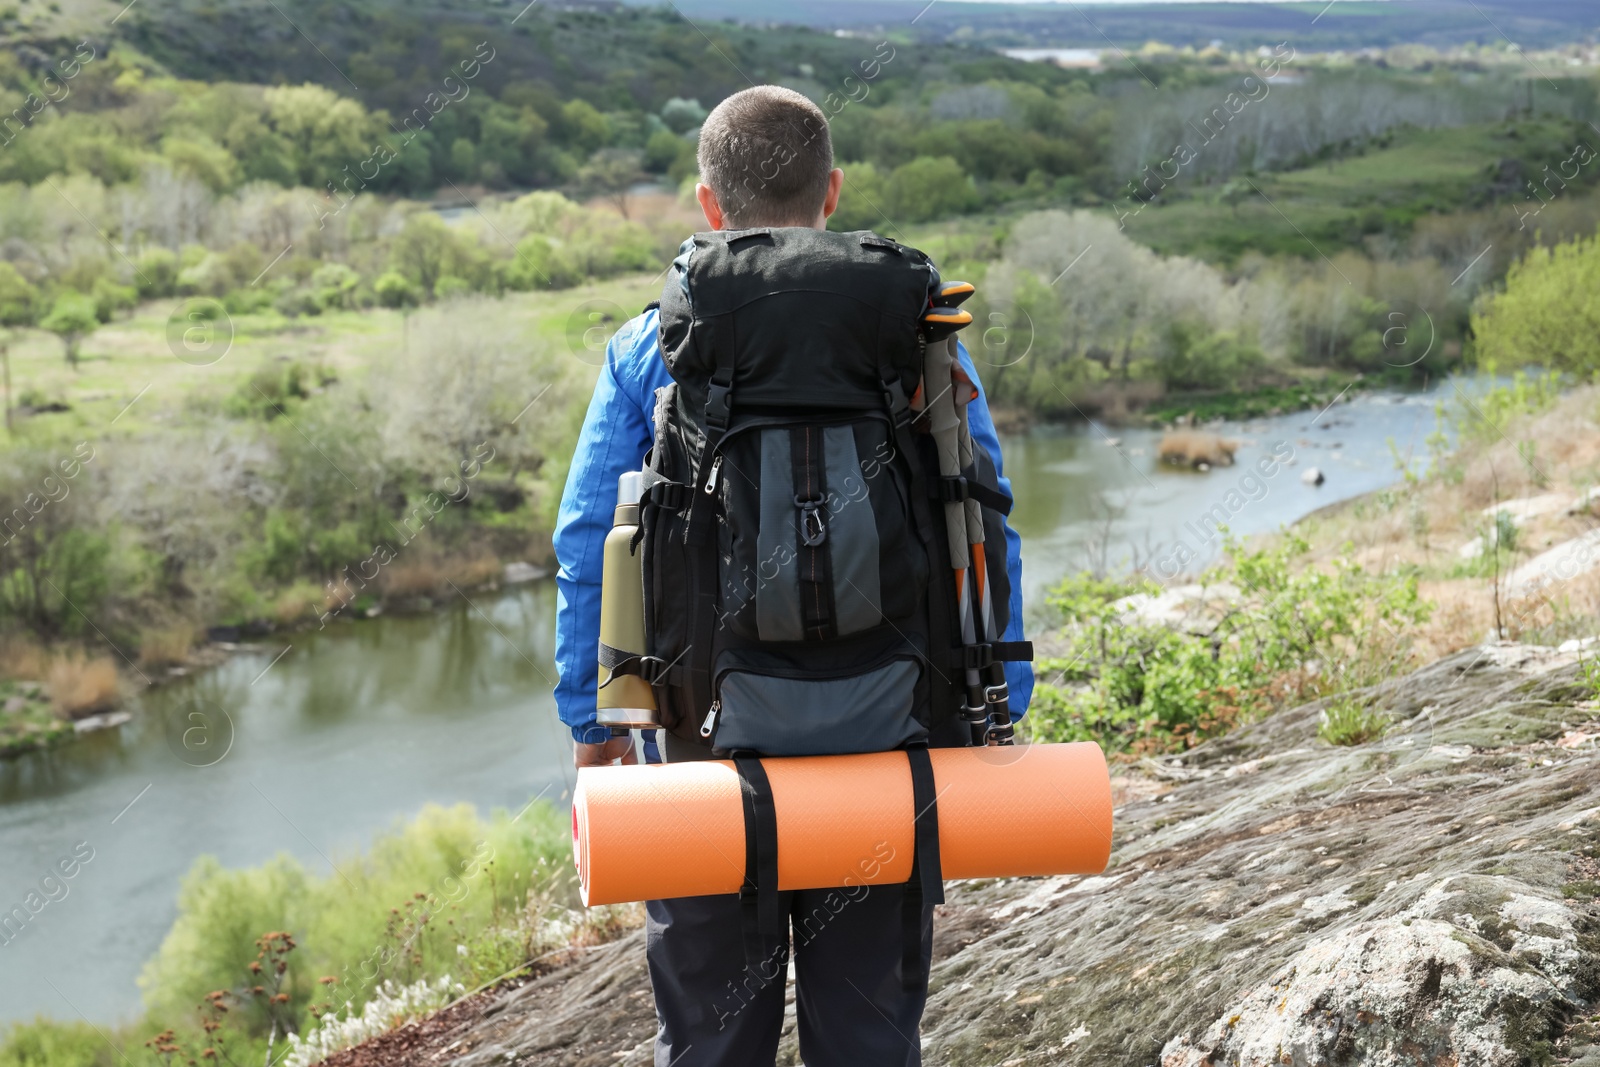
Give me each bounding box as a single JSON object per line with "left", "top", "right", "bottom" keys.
{"left": 735, "top": 755, "right": 784, "bottom": 968}
{"left": 902, "top": 744, "right": 944, "bottom": 991}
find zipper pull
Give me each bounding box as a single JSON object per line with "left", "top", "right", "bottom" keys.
{"left": 703, "top": 456, "right": 723, "bottom": 494}
{"left": 699, "top": 700, "right": 720, "bottom": 738}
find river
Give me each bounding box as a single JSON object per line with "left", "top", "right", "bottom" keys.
{"left": 0, "top": 384, "right": 1449, "bottom": 1027}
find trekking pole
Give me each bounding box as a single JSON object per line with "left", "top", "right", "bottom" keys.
{"left": 952, "top": 359, "right": 1015, "bottom": 745}
{"left": 919, "top": 284, "right": 991, "bottom": 746}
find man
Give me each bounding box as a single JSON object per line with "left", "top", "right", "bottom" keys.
{"left": 551, "top": 85, "right": 1031, "bottom": 1067}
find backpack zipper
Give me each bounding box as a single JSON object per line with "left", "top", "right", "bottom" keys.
{"left": 699, "top": 700, "right": 720, "bottom": 738}
{"left": 703, "top": 455, "right": 723, "bottom": 493}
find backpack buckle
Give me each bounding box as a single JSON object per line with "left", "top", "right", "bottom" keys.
{"left": 795, "top": 496, "right": 828, "bottom": 547}
{"left": 705, "top": 381, "right": 732, "bottom": 431}
{"left": 937, "top": 476, "right": 969, "bottom": 504}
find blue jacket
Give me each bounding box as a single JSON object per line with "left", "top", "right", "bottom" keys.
{"left": 552, "top": 307, "right": 1033, "bottom": 745}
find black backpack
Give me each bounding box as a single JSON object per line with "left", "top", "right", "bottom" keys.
{"left": 623, "top": 227, "right": 1033, "bottom": 982}
{"left": 631, "top": 226, "right": 1031, "bottom": 756}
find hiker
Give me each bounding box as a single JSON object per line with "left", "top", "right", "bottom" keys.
{"left": 552, "top": 85, "right": 1032, "bottom": 1067}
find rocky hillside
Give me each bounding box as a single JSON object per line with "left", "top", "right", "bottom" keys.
{"left": 323, "top": 642, "right": 1600, "bottom": 1067}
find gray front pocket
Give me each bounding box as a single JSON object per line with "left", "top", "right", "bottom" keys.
{"left": 713, "top": 659, "right": 924, "bottom": 756}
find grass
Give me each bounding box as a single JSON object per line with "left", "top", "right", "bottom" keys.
{"left": 1115, "top": 119, "right": 1600, "bottom": 263}
{"left": 0, "top": 273, "right": 665, "bottom": 450}
{"left": 46, "top": 650, "right": 121, "bottom": 718}
{"left": 0, "top": 677, "right": 71, "bottom": 757}
{"left": 138, "top": 624, "right": 196, "bottom": 668}
{"left": 1318, "top": 696, "right": 1391, "bottom": 746}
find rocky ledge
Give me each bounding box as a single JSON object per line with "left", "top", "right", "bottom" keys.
{"left": 328, "top": 643, "right": 1600, "bottom": 1067}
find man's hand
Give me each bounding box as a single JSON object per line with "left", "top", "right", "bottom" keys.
{"left": 574, "top": 732, "right": 638, "bottom": 769}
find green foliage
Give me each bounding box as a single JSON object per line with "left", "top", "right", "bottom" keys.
{"left": 311, "top": 263, "right": 360, "bottom": 310}
{"left": 0, "top": 1020, "right": 107, "bottom": 1067}
{"left": 1473, "top": 228, "right": 1600, "bottom": 374}
{"left": 1161, "top": 326, "right": 1266, "bottom": 391}
{"left": 224, "top": 362, "right": 311, "bottom": 421}
{"left": 133, "top": 248, "right": 179, "bottom": 300}
{"left": 884, "top": 156, "right": 978, "bottom": 223}
{"left": 829, "top": 161, "right": 888, "bottom": 232}
{"left": 38, "top": 290, "right": 98, "bottom": 366}
{"left": 1027, "top": 535, "right": 1432, "bottom": 755}
{"left": 373, "top": 270, "right": 420, "bottom": 309}
{"left": 90, "top": 278, "right": 136, "bottom": 323}
{"left": 0, "top": 262, "right": 38, "bottom": 328}
{"left": 1318, "top": 695, "right": 1391, "bottom": 746}
{"left": 137, "top": 801, "right": 573, "bottom": 1039}
{"left": 1452, "top": 362, "right": 1563, "bottom": 443}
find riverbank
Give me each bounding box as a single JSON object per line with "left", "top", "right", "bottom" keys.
{"left": 0, "top": 552, "right": 552, "bottom": 760}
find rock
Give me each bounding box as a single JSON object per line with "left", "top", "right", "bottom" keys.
{"left": 1485, "top": 493, "right": 1573, "bottom": 524}
{"left": 338, "top": 646, "right": 1600, "bottom": 1067}
{"left": 1104, "top": 437, "right": 1123, "bottom": 448}
{"left": 503, "top": 562, "right": 550, "bottom": 585}
{"left": 1564, "top": 487, "right": 1600, "bottom": 515}
{"left": 72, "top": 711, "right": 131, "bottom": 734}
{"left": 1505, "top": 527, "right": 1600, "bottom": 597}
{"left": 1112, "top": 583, "right": 1242, "bottom": 627}
{"left": 1302, "top": 467, "right": 1325, "bottom": 486}
{"left": 1195, "top": 461, "right": 1210, "bottom": 472}
{"left": 3, "top": 695, "right": 26, "bottom": 713}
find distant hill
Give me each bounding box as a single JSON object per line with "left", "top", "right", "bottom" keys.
{"left": 619, "top": 0, "right": 1600, "bottom": 50}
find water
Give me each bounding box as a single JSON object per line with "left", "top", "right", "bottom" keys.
{"left": 0, "top": 385, "right": 1448, "bottom": 1027}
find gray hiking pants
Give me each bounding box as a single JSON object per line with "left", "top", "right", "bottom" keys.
{"left": 646, "top": 887, "right": 933, "bottom": 1067}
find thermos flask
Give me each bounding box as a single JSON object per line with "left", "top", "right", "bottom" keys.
{"left": 596, "top": 470, "right": 659, "bottom": 729}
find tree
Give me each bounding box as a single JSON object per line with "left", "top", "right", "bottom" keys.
{"left": 389, "top": 213, "right": 465, "bottom": 299}
{"left": 374, "top": 271, "right": 420, "bottom": 309}
{"left": 828, "top": 161, "right": 889, "bottom": 231}
{"left": 262, "top": 83, "right": 375, "bottom": 187}
{"left": 660, "top": 97, "right": 707, "bottom": 135}
{"left": 0, "top": 263, "right": 38, "bottom": 432}
{"left": 1473, "top": 230, "right": 1600, "bottom": 375}
{"left": 40, "top": 290, "right": 99, "bottom": 369}
{"left": 884, "top": 156, "right": 978, "bottom": 223}
{"left": 577, "top": 148, "right": 647, "bottom": 220}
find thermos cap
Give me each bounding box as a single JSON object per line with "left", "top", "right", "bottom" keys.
{"left": 617, "top": 470, "right": 644, "bottom": 506}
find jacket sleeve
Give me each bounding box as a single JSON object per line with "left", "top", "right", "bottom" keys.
{"left": 954, "top": 340, "right": 1033, "bottom": 720}
{"left": 552, "top": 324, "right": 657, "bottom": 744}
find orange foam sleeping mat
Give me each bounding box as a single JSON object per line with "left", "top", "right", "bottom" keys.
{"left": 572, "top": 742, "right": 1112, "bottom": 906}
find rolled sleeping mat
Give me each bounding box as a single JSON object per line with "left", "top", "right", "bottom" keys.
{"left": 572, "top": 742, "right": 1112, "bottom": 906}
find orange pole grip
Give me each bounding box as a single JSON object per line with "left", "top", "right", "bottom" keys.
{"left": 573, "top": 743, "right": 1112, "bottom": 906}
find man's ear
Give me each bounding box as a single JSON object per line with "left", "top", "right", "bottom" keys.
{"left": 696, "top": 183, "right": 726, "bottom": 231}
{"left": 821, "top": 168, "right": 845, "bottom": 221}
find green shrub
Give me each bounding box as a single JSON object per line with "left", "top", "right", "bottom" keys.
{"left": 1472, "top": 227, "right": 1600, "bottom": 375}
{"left": 1026, "top": 535, "right": 1431, "bottom": 755}
{"left": 373, "top": 271, "right": 420, "bottom": 309}
{"left": 223, "top": 363, "right": 311, "bottom": 421}
{"left": 311, "top": 263, "right": 361, "bottom": 309}
{"left": 0, "top": 1019, "right": 107, "bottom": 1067}
{"left": 134, "top": 248, "right": 180, "bottom": 301}
{"left": 885, "top": 156, "right": 978, "bottom": 223}
{"left": 434, "top": 275, "right": 473, "bottom": 300}
{"left": 222, "top": 287, "right": 275, "bottom": 314}
{"left": 90, "top": 278, "right": 137, "bottom": 323}
{"left": 1318, "top": 696, "right": 1390, "bottom": 746}
{"left": 1162, "top": 326, "right": 1266, "bottom": 391}
{"left": 137, "top": 801, "right": 573, "bottom": 1044}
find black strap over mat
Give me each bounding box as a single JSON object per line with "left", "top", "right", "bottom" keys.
{"left": 735, "top": 756, "right": 783, "bottom": 968}
{"left": 902, "top": 745, "right": 944, "bottom": 990}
